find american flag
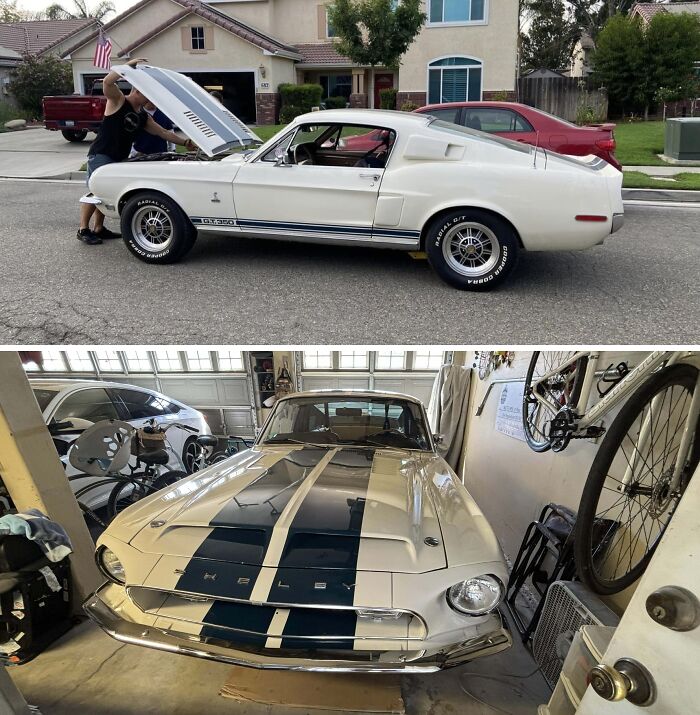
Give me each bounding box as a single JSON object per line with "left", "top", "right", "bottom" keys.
{"left": 93, "top": 29, "right": 112, "bottom": 70}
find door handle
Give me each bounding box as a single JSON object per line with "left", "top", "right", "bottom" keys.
{"left": 359, "top": 173, "right": 380, "bottom": 181}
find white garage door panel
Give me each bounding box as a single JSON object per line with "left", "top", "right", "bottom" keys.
{"left": 373, "top": 377, "right": 435, "bottom": 405}
{"left": 218, "top": 377, "right": 250, "bottom": 404}
{"left": 109, "top": 377, "right": 159, "bottom": 391}
{"left": 302, "top": 376, "right": 371, "bottom": 391}
{"left": 158, "top": 377, "right": 219, "bottom": 404}
{"left": 223, "top": 408, "right": 255, "bottom": 435}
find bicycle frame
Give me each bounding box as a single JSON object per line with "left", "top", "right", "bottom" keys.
{"left": 532, "top": 350, "right": 700, "bottom": 491}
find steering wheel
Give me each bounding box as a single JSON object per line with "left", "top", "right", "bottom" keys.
{"left": 355, "top": 136, "right": 390, "bottom": 167}
{"left": 294, "top": 143, "right": 315, "bottom": 165}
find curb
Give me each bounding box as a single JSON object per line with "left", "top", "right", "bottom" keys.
{"left": 622, "top": 188, "right": 700, "bottom": 203}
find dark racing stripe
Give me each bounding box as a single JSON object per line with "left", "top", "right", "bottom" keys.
{"left": 269, "top": 448, "right": 376, "bottom": 608}
{"left": 175, "top": 447, "right": 330, "bottom": 597}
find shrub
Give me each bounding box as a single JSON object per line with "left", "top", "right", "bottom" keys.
{"left": 9, "top": 54, "right": 73, "bottom": 118}
{"left": 279, "top": 104, "right": 304, "bottom": 124}
{"left": 490, "top": 90, "right": 512, "bottom": 102}
{"left": 278, "top": 83, "right": 323, "bottom": 112}
{"left": 400, "top": 100, "right": 419, "bottom": 112}
{"left": 379, "top": 87, "right": 397, "bottom": 109}
{"left": 324, "top": 95, "right": 347, "bottom": 109}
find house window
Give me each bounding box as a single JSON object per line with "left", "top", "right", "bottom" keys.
{"left": 191, "top": 26, "right": 205, "bottom": 50}
{"left": 94, "top": 350, "right": 123, "bottom": 372}
{"left": 124, "top": 350, "right": 152, "bottom": 372}
{"left": 429, "top": 0, "right": 485, "bottom": 23}
{"left": 319, "top": 74, "right": 352, "bottom": 100}
{"left": 39, "top": 350, "right": 68, "bottom": 372}
{"left": 428, "top": 57, "right": 482, "bottom": 103}
{"left": 327, "top": 12, "right": 335, "bottom": 37}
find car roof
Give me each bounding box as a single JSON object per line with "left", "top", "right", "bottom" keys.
{"left": 294, "top": 108, "right": 433, "bottom": 130}
{"left": 28, "top": 378, "right": 179, "bottom": 398}
{"left": 278, "top": 389, "right": 424, "bottom": 404}
{"left": 417, "top": 101, "right": 533, "bottom": 111}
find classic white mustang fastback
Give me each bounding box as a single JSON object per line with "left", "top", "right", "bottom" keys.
{"left": 84, "top": 390, "right": 512, "bottom": 672}
{"left": 84, "top": 65, "right": 624, "bottom": 291}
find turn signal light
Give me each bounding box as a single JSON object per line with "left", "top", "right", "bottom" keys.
{"left": 575, "top": 215, "right": 608, "bottom": 222}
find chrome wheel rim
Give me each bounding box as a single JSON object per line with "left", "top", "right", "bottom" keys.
{"left": 442, "top": 222, "right": 500, "bottom": 277}
{"left": 131, "top": 205, "right": 173, "bottom": 252}
{"left": 184, "top": 441, "right": 200, "bottom": 472}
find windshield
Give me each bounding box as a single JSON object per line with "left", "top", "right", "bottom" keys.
{"left": 260, "top": 396, "right": 431, "bottom": 450}
{"left": 429, "top": 119, "right": 533, "bottom": 154}
{"left": 32, "top": 388, "right": 59, "bottom": 412}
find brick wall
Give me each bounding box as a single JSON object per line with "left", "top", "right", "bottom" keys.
{"left": 483, "top": 90, "right": 517, "bottom": 101}
{"left": 396, "top": 92, "right": 427, "bottom": 109}
{"left": 255, "top": 93, "right": 280, "bottom": 125}
{"left": 349, "top": 93, "right": 368, "bottom": 108}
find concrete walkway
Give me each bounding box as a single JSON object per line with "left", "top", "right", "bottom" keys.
{"left": 626, "top": 165, "right": 700, "bottom": 175}
{"left": 0, "top": 126, "right": 89, "bottom": 178}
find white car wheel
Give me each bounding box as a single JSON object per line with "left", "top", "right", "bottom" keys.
{"left": 426, "top": 209, "right": 519, "bottom": 291}
{"left": 131, "top": 205, "right": 175, "bottom": 253}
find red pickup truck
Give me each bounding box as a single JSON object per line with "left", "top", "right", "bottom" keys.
{"left": 43, "top": 79, "right": 131, "bottom": 142}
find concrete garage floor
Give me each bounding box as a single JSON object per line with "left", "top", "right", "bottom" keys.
{"left": 9, "top": 615, "right": 549, "bottom": 715}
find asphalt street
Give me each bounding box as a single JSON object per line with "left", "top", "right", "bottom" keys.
{"left": 0, "top": 178, "right": 698, "bottom": 344}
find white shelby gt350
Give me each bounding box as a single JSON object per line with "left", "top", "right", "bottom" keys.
{"left": 85, "top": 64, "right": 624, "bottom": 291}
{"left": 84, "top": 390, "right": 512, "bottom": 672}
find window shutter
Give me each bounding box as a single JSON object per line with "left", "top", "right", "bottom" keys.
{"left": 317, "top": 5, "right": 326, "bottom": 39}
{"left": 181, "top": 26, "right": 189, "bottom": 50}
{"left": 204, "top": 26, "right": 214, "bottom": 50}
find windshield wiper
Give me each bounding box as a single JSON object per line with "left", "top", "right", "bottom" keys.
{"left": 264, "top": 438, "right": 335, "bottom": 448}
{"left": 352, "top": 439, "right": 418, "bottom": 452}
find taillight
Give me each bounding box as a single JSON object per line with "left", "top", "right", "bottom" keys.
{"left": 596, "top": 138, "right": 616, "bottom": 151}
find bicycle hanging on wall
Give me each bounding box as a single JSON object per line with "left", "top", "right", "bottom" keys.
{"left": 521, "top": 350, "right": 700, "bottom": 594}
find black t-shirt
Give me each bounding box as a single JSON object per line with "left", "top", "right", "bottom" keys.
{"left": 89, "top": 97, "right": 148, "bottom": 161}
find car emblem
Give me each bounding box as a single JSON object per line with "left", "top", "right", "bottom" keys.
{"left": 314, "top": 582, "right": 327, "bottom": 590}
{"left": 237, "top": 577, "right": 250, "bottom": 585}
{"left": 277, "top": 580, "right": 290, "bottom": 589}
{"left": 203, "top": 572, "right": 217, "bottom": 581}
{"left": 424, "top": 536, "right": 440, "bottom": 547}
{"left": 150, "top": 520, "right": 166, "bottom": 528}
{"left": 211, "top": 192, "right": 221, "bottom": 203}
{"left": 342, "top": 583, "right": 355, "bottom": 591}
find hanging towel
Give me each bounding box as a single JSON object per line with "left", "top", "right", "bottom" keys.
{"left": 0, "top": 509, "right": 73, "bottom": 563}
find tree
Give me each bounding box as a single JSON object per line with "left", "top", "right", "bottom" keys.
{"left": 9, "top": 54, "right": 73, "bottom": 118}
{"left": 326, "top": 0, "right": 425, "bottom": 99}
{"left": 591, "top": 14, "right": 649, "bottom": 116}
{"left": 0, "top": 0, "right": 24, "bottom": 21}
{"left": 41, "top": 0, "right": 115, "bottom": 21}
{"left": 520, "top": 0, "right": 579, "bottom": 72}
{"left": 645, "top": 12, "right": 700, "bottom": 108}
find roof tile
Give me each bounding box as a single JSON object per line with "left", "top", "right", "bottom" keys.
{"left": 0, "top": 18, "right": 94, "bottom": 56}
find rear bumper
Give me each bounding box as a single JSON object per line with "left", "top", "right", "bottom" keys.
{"left": 611, "top": 212, "right": 625, "bottom": 234}
{"left": 83, "top": 584, "right": 511, "bottom": 673}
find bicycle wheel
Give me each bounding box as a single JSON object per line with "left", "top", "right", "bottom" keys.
{"left": 522, "top": 351, "right": 588, "bottom": 452}
{"left": 210, "top": 451, "right": 233, "bottom": 464}
{"left": 574, "top": 363, "right": 700, "bottom": 595}
{"left": 107, "top": 479, "right": 151, "bottom": 519}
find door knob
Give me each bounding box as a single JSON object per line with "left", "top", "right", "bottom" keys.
{"left": 646, "top": 585, "right": 700, "bottom": 631}
{"left": 589, "top": 658, "right": 656, "bottom": 706}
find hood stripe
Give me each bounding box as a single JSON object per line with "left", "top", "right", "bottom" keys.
{"left": 175, "top": 446, "right": 333, "bottom": 598}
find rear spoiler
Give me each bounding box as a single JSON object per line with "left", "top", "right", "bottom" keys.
{"left": 586, "top": 123, "right": 616, "bottom": 132}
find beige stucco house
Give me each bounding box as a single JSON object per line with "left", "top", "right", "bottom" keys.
{"left": 63, "top": 0, "right": 519, "bottom": 124}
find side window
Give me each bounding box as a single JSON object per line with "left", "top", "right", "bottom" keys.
{"left": 53, "top": 388, "right": 120, "bottom": 424}
{"left": 464, "top": 108, "right": 533, "bottom": 133}
{"left": 428, "top": 107, "right": 461, "bottom": 124}
{"left": 115, "top": 389, "right": 171, "bottom": 419}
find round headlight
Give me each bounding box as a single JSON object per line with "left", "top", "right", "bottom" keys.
{"left": 446, "top": 575, "right": 503, "bottom": 616}
{"left": 96, "top": 546, "right": 125, "bottom": 585}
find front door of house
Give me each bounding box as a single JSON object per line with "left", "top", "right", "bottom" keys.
{"left": 374, "top": 73, "right": 394, "bottom": 109}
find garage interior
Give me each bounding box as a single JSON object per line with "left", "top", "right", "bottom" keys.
{"left": 0, "top": 348, "right": 696, "bottom": 715}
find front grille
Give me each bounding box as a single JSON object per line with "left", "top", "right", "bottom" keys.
{"left": 128, "top": 586, "right": 426, "bottom": 647}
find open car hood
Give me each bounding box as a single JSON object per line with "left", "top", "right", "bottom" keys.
{"left": 113, "top": 64, "right": 261, "bottom": 157}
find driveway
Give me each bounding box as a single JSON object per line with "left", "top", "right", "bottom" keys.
{"left": 0, "top": 126, "right": 89, "bottom": 178}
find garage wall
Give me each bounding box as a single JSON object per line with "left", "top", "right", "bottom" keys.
{"left": 460, "top": 350, "right": 652, "bottom": 607}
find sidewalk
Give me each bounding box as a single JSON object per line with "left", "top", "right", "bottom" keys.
{"left": 626, "top": 165, "right": 700, "bottom": 175}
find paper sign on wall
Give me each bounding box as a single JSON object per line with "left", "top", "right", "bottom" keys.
{"left": 495, "top": 381, "right": 526, "bottom": 442}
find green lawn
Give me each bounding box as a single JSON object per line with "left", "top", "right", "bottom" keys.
{"left": 622, "top": 171, "right": 700, "bottom": 190}
{"left": 613, "top": 121, "right": 667, "bottom": 166}
{"left": 252, "top": 124, "right": 287, "bottom": 142}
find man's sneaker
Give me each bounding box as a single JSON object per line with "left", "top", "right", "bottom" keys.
{"left": 76, "top": 228, "right": 102, "bottom": 245}
{"left": 94, "top": 227, "right": 121, "bottom": 239}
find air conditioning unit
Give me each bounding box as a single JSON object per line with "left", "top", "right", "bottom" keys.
{"left": 532, "top": 580, "right": 619, "bottom": 689}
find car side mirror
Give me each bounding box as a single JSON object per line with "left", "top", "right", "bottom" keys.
{"left": 274, "top": 146, "right": 291, "bottom": 167}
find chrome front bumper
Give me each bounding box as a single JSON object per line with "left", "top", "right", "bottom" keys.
{"left": 83, "top": 584, "right": 511, "bottom": 674}
{"left": 611, "top": 212, "right": 625, "bottom": 233}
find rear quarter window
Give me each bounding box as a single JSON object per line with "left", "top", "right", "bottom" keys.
{"left": 429, "top": 119, "right": 532, "bottom": 154}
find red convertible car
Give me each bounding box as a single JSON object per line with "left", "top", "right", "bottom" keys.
{"left": 342, "top": 101, "right": 620, "bottom": 171}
